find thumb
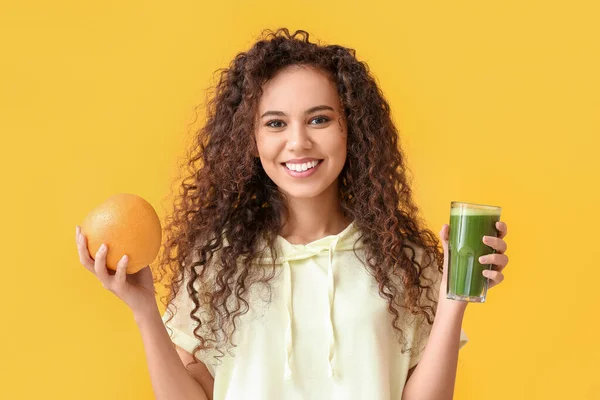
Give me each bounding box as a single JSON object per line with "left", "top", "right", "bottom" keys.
{"left": 439, "top": 224, "right": 449, "bottom": 249}
{"left": 439, "top": 224, "right": 450, "bottom": 279}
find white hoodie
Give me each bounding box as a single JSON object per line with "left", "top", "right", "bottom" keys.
{"left": 163, "top": 221, "right": 468, "bottom": 400}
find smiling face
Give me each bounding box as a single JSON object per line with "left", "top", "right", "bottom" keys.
{"left": 255, "top": 65, "right": 347, "bottom": 200}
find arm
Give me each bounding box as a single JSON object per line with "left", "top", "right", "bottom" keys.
{"left": 401, "top": 300, "right": 467, "bottom": 400}
{"left": 403, "top": 221, "right": 510, "bottom": 400}
{"left": 175, "top": 346, "right": 215, "bottom": 400}
{"left": 74, "top": 228, "right": 213, "bottom": 399}
{"left": 135, "top": 304, "right": 210, "bottom": 400}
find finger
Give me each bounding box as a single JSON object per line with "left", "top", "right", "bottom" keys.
{"left": 482, "top": 236, "right": 508, "bottom": 254}
{"left": 496, "top": 221, "right": 507, "bottom": 239}
{"left": 479, "top": 253, "right": 509, "bottom": 272}
{"left": 76, "top": 228, "right": 96, "bottom": 272}
{"left": 94, "top": 243, "right": 112, "bottom": 286}
{"left": 439, "top": 224, "right": 449, "bottom": 243}
{"left": 113, "top": 255, "right": 129, "bottom": 290}
{"left": 483, "top": 270, "right": 504, "bottom": 287}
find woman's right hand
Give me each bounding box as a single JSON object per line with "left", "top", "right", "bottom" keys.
{"left": 75, "top": 226, "right": 158, "bottom": 317}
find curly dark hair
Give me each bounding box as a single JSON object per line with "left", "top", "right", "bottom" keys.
{"left": 156, "top": 28, "right": 445, "bottom": 365}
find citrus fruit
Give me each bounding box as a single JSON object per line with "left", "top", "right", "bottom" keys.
{"left": 80, "top": 193, "right": 162, "bottom": 274}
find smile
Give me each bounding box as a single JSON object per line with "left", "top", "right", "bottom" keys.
{"left": 281, "top": 160, "right": 323, "bottom": 178}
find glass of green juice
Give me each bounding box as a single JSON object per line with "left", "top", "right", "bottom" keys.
{"left": 447, "top": 202, "right": 502, "bottom": 303}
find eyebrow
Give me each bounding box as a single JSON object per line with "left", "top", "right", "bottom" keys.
{"left": 260, "top": 105, "right": 335, "bottom": 119}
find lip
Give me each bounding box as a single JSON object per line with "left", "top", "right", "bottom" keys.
{"left": 283, "top": 157, "right": 323, "bottom": 164}
{"left": 282, "top": 159, "right": 323, "bottom": 178}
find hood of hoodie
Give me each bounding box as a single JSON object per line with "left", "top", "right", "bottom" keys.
{"left": 253, "top": 220, "right": 363, "bottom": 380}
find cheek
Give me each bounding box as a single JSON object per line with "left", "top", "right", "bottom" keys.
{"left": 255, "top": 133, "right": 264, "bottom": 153}
{"left": 256, "top": 135, "right": 282, "bottom": 163}
{"left": 325, "top": 131, "right": 347, "bottom": 160}
{"left": 255, "top": 134, "right": 269, "bottom": 155}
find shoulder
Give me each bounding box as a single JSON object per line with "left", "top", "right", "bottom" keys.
{"left": 400, "top": 238, "right": 442, "bottom": 298}
{"left": 401, "top": 239, "right": 427, "bottom": 262}
{"left": 401, "top": 238, "right": 440, "bottom": 271}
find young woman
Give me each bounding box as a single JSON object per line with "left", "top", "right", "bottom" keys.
{"left": 75, "top": 28, "right": 510, "bottom": 400}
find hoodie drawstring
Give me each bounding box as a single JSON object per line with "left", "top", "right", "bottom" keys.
{"left": 326, "top": 237, "right": 340, "bottom": 378}
{"left": 283, "top": 259, "right": 293, "bottom": 380}
{"left": 282, "top": 236, "right": 341, "bottom": 381}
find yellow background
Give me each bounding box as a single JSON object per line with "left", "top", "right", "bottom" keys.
{"left": 2, "top": 0, "right": 598, "bottom": 398}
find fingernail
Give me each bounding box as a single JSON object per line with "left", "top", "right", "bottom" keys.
{"left": 483, "top": 270, "right": 490, "bottom": 277}
{"left": 479, "top": 256, "right": 486, "bottom": 263}
{"left": 99, "top": 243, "right": 106, "bottom": 252}
{"left": 121, "top": 255, "right": 128, "bottom": 262}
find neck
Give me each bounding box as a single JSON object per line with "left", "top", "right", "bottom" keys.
{"left": 279, "top": 185, "right": 351, "bottom": 245}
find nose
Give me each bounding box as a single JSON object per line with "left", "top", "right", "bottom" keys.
{"left": 286, "top": 122, "right": 313, "bottom": 151}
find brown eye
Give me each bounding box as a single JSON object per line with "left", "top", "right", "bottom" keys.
{"left": 266, "top": 120, "right": 286, "bottom": 128}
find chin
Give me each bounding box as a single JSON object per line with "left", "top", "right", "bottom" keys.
{"left": 275, "top": 177, "right": 341, "bottom": 201}
{"left": 278, "top": 186, "right": 328, "bottom": 199}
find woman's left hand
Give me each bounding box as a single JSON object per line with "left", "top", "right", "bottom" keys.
{"left": 438, "top": 221, "right": 510, "bottom": 300}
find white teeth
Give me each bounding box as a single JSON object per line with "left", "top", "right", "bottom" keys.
{"left": 285, "top": 160, "right": 320, "bottom": 172}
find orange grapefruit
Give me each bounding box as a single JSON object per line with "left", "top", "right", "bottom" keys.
{"left": 80, "top": 193, "right": 162, "bottom": 274}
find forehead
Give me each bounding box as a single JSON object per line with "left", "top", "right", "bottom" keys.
{"left": 258, "top": 66, "right": 340, "bottom": 112}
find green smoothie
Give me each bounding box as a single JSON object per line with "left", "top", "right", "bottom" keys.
{"left": 448, "top": 203, "right": 501, "bottom": 302}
